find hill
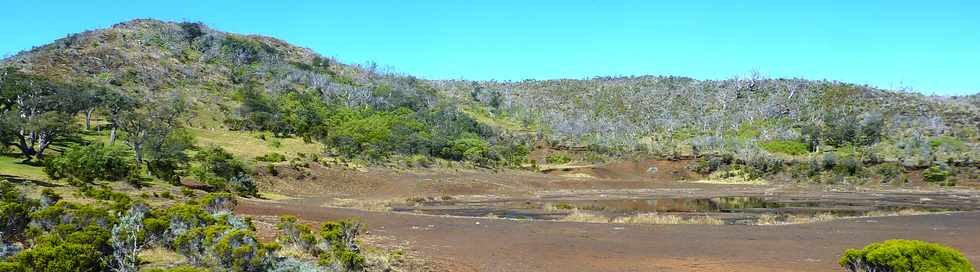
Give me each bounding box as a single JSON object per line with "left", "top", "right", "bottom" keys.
{"left": 2, "top": 19, "right": 978, "bottom": 186}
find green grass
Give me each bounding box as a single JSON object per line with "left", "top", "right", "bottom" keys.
{"left": 0, "top": 155, "right": 47, "bottom": 181}
{"left": 760, "top": 140, "right": 809, "bottom": 155}
{"left": 187, "top": 128, "right": 322, "bottom": 160}
{"left": 461, "top": 106, "right": 535, "bottom": 133}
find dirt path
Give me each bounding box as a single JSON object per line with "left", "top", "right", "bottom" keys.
{"left": 238, "top": 199, "right": 980, "bottom": 272}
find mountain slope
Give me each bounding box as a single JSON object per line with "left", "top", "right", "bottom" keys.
{"left": 3, "top": 19, "right": 433, "bottom": 126}
{"left": 2, "top": 19, "right": 978, "bottom": 176}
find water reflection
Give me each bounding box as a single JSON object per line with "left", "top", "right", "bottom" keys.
{"left": 393, "top": 196, "right": 968, "bottom": 224}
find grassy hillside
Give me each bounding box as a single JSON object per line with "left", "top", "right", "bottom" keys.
{"left": 2, "top": 19, "right": 978, "bottom": 187}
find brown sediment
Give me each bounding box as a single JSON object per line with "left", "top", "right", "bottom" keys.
{"left": 238, "top": 198, "right": 980, "bottom": 272}
{"left": 243, "top": 160, "right": 980, "bottom": 271}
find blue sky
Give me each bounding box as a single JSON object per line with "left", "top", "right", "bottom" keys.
{"left": 2, "top": 1, "right": 978, "bottom": 95}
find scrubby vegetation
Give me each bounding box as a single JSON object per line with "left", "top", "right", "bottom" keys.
{"left": 840, "top": 240, "right": 974, "bottom": 272}
{"left": 440, "top": 76, "right": 978, "bottom": 184}
{"left": 43, "top": 143, "right": 136, "bottom": 184}
{"left": 0, "top": 181, "right": 368, "bottom": 271}
{"left": 190, "top": 146, "right": 256, "bottom": 196}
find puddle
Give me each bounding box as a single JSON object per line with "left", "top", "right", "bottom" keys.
{"left": 392, "top": 195, "right": 978, "bottom": 225}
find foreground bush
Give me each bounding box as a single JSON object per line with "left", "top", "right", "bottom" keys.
{"left": 320, "top": 219, "right": 365, "bottom": 271}
{"left": 44, "top": 144, "right": 135, "bottom": 183}
{"left": 840, "top": 239, "right": 974, "bottom": 272}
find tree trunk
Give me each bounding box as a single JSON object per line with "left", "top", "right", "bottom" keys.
{"left": 15, "top": 136, "right": 36, "bottom": 162}
{"left": 133, "top": 143, "right": 143, "bottom": 167}
{"left": 109, "top": 126, "right": 117, "bottom": 145}
{"left": 85, "top": 109, "right": 94, "bottom": 130}
{"left": 33, "top": 138, "right": 51, "bottom": 162}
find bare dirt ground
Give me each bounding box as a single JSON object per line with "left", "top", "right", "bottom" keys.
{"left": 243, "top": 160, "right": 980, "bottom": 271}
{"left": 238, "top": 200, "right": 980, "bottom": 272}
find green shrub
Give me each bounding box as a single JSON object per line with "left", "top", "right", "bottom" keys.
{"left": 441, "top": 136, "right": 491, "bottom": 162}
{"left": 267, "top": 139, "right": 282, "bottom": 148}
{"left": 8, "top": 225, "right": 112, "bottom": 272}
{"left": 403, "top": 154, "right": 433, "bottom": 168}
{"left": 319, "top": 219, "right": 365, "bottom": 270}
{"left": 875, "top": 163, "right": 904, "bottom": 183}
{"left": 545, "top": 153, "right": 572, "bottom": 164}
{"left": 43, "top": 144, "right": 135, "bottom": 183}
{"left": 191, "top": 146, "right": 256, "bottom": 196}
{"left": 759, "top": 140, "right": 809, "bottom": 155}
{"left": 737, "top": 149, "right": 784, "bottom": 176}
{"left": 10, "top": 240, "right": 109, "bottom": 272}
{"left": 327, "top": 108, "right": 425, "bottom": 159}
{"left": 840, "top": 240, "right": 974, "bottom": 272}
{"left": 277, "top": 215, "right": 318, "bottom": 254}
{"left": 923, "top": 165, "right": 953, "bottom": 186}
{"left": 820, "top": 152, "right": 839, "bottom": 170}
{"left": 147, "top": 159, "right": 182, "bottom": 184}
{"left": 255, "top": 152, "right": 286, "bottom": 163}
{"left": 200, "top": 193, "right": 238, "bottom": 214}
{"left": 493, "top": 144, "right": 530, "bottom": 167}
{"left": 181, "top": 187, "right": 196, "bottom": 197}
{"left": 0, "top": 183, "right": 34, "bottom": 241}
{"left": 832, "top": 156, "right": 862, "bottom": 176}
{"left": 39, "top": 189, "right": 61, "bottom": 207}
{"left": 146, "top": 128, "right": 195, "bottom": 184}
{"left": 145, "top": 266, "right": 211, "bottom": 272}
{"left": 690, "top": 156, "right": 730, "bottom": 174}
{"left": 78, "top": 186, "right": 132, "bottom": 209}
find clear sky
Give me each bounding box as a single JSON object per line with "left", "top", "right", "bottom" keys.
{"left": 2, "top": 1, "right": 978, "bottom": 95}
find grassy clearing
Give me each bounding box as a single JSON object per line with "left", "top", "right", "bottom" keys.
{"left": 461, "top": 106, "right": 534, "bottom": 133}
{"left": 188, "top": 128, "right": 322, "bottom": 160}
{"left": 0, "top": 155, "right": 47, "bottom": 181}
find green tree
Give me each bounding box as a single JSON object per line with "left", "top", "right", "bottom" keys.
{"left": 118, "top": 93, "right": 187, "bottom": 168}
{"left": 101, "top": 91, "right": 137, "bottom": 145}
{"left": 0, "top": 68, "right": 76, "bottom": 162}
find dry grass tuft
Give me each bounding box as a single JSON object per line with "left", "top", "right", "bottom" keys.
{"left": 324, "top": 198, "right": 394, "bottom": 212}
{"left": 559, "top": 209, "right": 610, "bottom": 223}
{"left": 784, "top": 213, "right": 839, "bottom": 224}
{"left": 363, "top": 247, "right": 405, "bottom": 271}
{"left": 560, "top": 210, "right": 725, "bottom": 225}
{"left": 138, "top": 247, "right": 188, "bottom": 269}
{"left": 612, "top": 213, "right": 724, "bottom": 225}
{"left": 755, "top": 209, "right": 938, "bottom": 225}
{"left": 756, "top": 213, "right": 780, "bottom": 225}
{"left": 258, "top": 192, "right": 296, "bottom": 201}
